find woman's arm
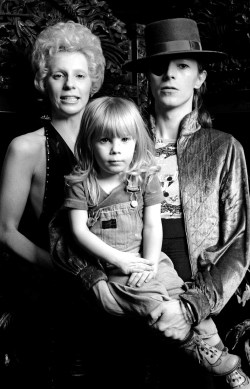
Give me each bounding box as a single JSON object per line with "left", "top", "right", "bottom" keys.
{"left": 0, "top": 136, "right": 52, "bottom": 269}
{"left": 68, "top": 209, "right": 155, "bottom": 275}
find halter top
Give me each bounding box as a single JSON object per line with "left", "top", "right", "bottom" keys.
{"left": 19, "top": 122, "right": 76, "bottom": 250}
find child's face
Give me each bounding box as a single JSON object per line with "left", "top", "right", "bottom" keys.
{"left": 93, "top": 136, "right": 136, "bottom": 178}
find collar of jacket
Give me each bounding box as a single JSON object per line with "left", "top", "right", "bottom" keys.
{"left": 179, "top": 109, "right": 201, "bottom": 137}
{"left": 150, "top": 109, "right": 201, "bottom": 139}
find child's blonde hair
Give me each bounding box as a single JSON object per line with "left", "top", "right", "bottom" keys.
{"left": 67, "top": 96, "right": 159, "bottom": 205}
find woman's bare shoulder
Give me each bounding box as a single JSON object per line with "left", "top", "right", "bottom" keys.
{"left": 7, "top": 128, "right": 45, "bottom": 157}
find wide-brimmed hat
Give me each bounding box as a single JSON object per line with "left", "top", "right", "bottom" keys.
{"left": 123, "top": 18, "right": 227, "bottom": 73}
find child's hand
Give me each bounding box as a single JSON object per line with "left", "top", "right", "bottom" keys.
{"left": 127, "top": 268, "right": 157, "bottom": 288}
{"left": 115, "top": 252, "right": 154, "bottom": 275}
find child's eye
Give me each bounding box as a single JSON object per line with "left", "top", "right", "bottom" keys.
{"left": 121, "top": 137, "right": 132, "bottom": 143}
{"left": 99, "top": 138, "right": 110, "bottom": 143}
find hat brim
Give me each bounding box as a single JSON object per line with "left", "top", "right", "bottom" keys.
{"left": 123, "top": 50, "right": 227, "bottom": 72}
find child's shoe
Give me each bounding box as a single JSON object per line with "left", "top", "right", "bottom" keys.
{"left": 226, "top": 367, "right": 250, "bottom": 388}
{"left": 181, "top": 333, "right": 240, "bottom": 376}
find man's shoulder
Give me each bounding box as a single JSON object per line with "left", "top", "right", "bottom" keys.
{"left": 202, "top": 127, "right": 240, "bottom": 145}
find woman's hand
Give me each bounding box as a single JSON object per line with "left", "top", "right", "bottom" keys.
{"left": 92, "top": 280, "right": 125, "bottom": 316}
{"left": 148, "top": 300, "right": 191, "bottom": 341}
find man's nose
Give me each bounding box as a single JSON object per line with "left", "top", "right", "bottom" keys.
{"left": 162, "top": 62, "right": 176, "bottom": 79}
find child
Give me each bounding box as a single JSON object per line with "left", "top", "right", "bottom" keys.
{"left": 62, "top": 96, "right": 249, "bottom": 388}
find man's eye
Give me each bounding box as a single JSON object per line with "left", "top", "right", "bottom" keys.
{"left": 150, "top": 64, "right": 165, "bottom": 76}
{"left": 178, "top": 64, "right": 189, "bottom": 69}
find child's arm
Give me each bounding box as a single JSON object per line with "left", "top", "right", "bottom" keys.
{"left": 68, "top": 208, "right": 155, "bottom": 275}
{"left": 127, "top": 203, "right": 162, "bottom": 287}
{"left": 143, "top": 203, "right": 162, "bottom": 264}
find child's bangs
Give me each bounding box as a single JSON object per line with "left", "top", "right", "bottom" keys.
{"left": 97, "top": 109, "right": 137, "bottom": 140}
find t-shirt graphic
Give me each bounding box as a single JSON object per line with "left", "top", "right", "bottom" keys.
{"left": 155, "top": 139, "right": 182, "bottom": 219}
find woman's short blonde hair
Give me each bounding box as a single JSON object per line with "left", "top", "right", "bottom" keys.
{"left": 32, "top": 20, "right": 105, "bottom": 96}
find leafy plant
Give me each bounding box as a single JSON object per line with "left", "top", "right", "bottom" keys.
{"left": 0, "top": 0, "right": 133, "bottom": 115}
{"left": 185, "top": 0, "right": 250, "bottom": 96}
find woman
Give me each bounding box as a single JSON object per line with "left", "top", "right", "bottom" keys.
{"left": 0, "top": 20, "right": 109, "bottom": 388}
{"left": 0, "top": 20, "right": 105, "bottom": 265}
{"left": 123, "top": 18, "right": 250, "bottom": 389}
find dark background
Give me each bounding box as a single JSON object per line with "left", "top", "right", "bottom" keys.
{"left": 106, "top": 0, "right": 201, "bottom": 24}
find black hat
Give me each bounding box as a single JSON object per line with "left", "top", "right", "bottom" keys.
{"left": 124, "top": 18, "right": 227, "bottom": 72}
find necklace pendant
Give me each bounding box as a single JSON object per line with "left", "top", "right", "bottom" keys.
{"left": 130, "top": 200, "right": 138, "bottom": 208}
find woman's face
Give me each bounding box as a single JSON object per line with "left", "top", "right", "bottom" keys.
{"left": 46, "top": 51, "right": 92, "bottom": 119}
{"left": 149, "top": 58, "right": 206, "bottom": 114}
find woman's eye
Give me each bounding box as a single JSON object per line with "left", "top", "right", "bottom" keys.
{"left": 52, "top": 73, "right": 64, "bottom": 79}
{"left": 178, "top": 63, "right": 189, "bottom": 69}
{"left": 76, "top": 73, "right": 86, "bottom": 79}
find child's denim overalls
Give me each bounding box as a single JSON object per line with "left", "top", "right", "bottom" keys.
{"left": 87, "top": 176, "right": 144, "bottom": 257}
{"left": 86, "top": 176, "right": 185, "bottom": 317}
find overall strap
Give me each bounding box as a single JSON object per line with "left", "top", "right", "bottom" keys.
{"left": 126, "top": 175, "right": 141, "bottom": 208}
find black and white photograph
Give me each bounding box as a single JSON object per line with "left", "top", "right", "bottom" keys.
{"left": 0, "top": 1, "right": 250, "bottom": 388}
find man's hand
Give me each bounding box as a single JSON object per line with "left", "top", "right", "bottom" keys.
{"left": 92, "top": 280, "right": 125, "bottom": 316}
{"left": 148, "top": 300, "right": 191, "bottom": 340}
